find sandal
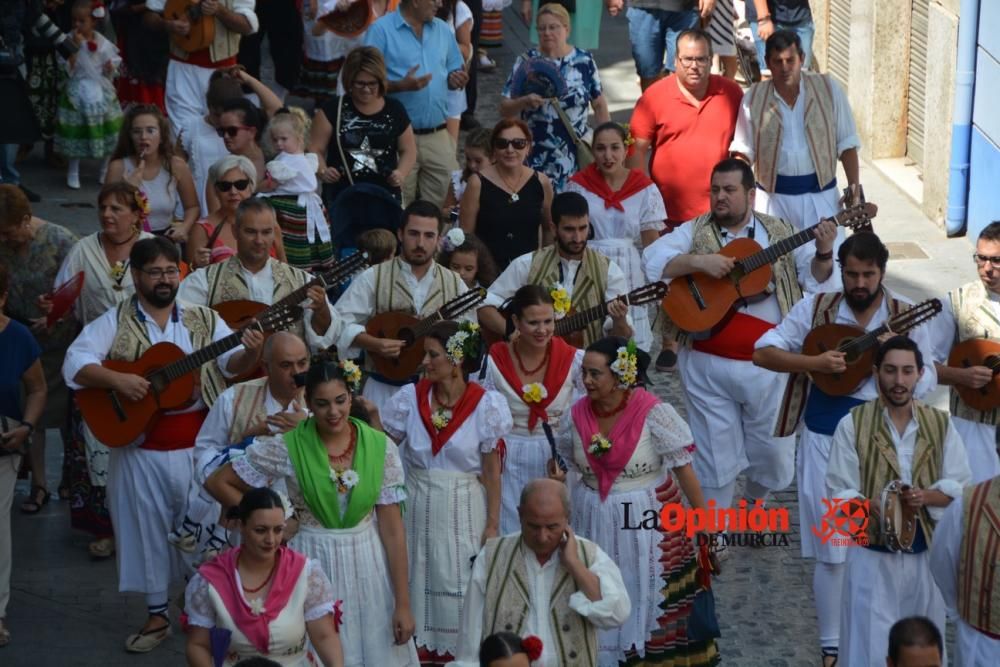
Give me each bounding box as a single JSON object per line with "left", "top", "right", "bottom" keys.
{"left": 20, "top": 485, "right": 50, "bottom": 514}
{"left": 124, "top": 615, "right": 172, "bottom": 653}
{"left": 88, "top": 537, "right": 115, "bottom": 560}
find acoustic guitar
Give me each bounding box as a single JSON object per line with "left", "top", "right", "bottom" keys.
{"left": 948, "top": 338, "right": 1000, "bottom": 411}
{"left": 554, "top": 281, "right": 669, "bottom": 348}
{"left": 803, "top": 298, "right": 942, "bottom": 396}
{"left": 662, "top": 203, "right": 878, "bottom": 333}
{"left": 164, "top": 0, "right": 215, "bottom": 53}
{"left": 366, "top": 288, "right": 487, "bottom": 382}
{"left": 76, "top": 304, "right": 302, "bottom": 448}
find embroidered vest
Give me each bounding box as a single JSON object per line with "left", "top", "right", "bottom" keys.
{"left": 227, "top": 377, "right": 270, "bottom": 444}
{"left": 526, "top": 246, "right": 610, "bottom": 348}
{"left": 850, "top": 399, "right": 949, "bottom": 547}
{"left": 747, "top": 71, "right": 838, "bottom": 193}
{"left": 949, "top": 280, "right": 1000, "bottom": 425}
{"left": 482, "top": 535, "right": 599, "bottom": 667}
{"left": 107, "top": 298, "right": 226, "bottom": 408}
{"left": 957, "top": 476, "right": 1000, "bottom": 637}
{"left": 774, "top": 290, "right": 908, "bottom": 436}
{"left": 204, "top": 257, "right": 308, "bottom": 341}
{"left": 168, "top": 0, "right": 243, "bottom": 64}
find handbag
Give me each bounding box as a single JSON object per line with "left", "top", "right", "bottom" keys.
{"left": 686, "top": 586, "right": 722, "bottom": 641}
{"left": 334, "top": 95, "right": 356, "bottom": 187}
{"left": 550, "top": 98, "right": 594, "bottom": 168}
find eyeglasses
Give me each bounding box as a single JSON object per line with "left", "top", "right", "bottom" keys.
{"left": 679, "top": 56, "right": 711, "bottom": 67}
{"left": 216, "top": 179, "right": 251, "bottom": 192}
{"left": 139, "top": 267, "right": 181, "bottom": 280}
{"left": 216, "top": 125, "right": 253, "bottom": 138}
{"left": 352, "top": 79, "right": 379, "bottom": 91}
{"left": 973, "top": 254, "right": 1000, "bottom": 268}
{"left": 493, "top": 138, "right": 529, "bottom": 150}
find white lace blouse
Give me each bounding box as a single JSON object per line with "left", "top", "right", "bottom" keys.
{"left": 232, "top": 432, "right": 407, "bottom": 528}
{"left": 381, "top": 383, "right": 513, "bottom": 473}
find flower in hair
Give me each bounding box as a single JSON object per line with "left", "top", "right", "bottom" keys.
{"left": 444, "top": 321, "right": 482, "bottom": 366}
{"left": 440, "top": 227, "right": 465, "bottom": 253}
{"left": 339, "top": 359, "right": 362, "bottom": 394}
{"left": 549, "top": 282, "right": 570, "bottom": 319}
{"left": 609, "top": 340, "right": 639, "bottom": 388}
{"left": 521, "top": 635, "right": 543, "bottom": 661}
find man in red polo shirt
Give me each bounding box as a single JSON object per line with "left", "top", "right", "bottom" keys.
{"left": 628, "top": 28, "right": 742, "bottom": 369}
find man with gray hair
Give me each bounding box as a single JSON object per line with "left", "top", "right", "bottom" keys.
{"left": 454, "top": 478, "right": 631, "bottom": 666}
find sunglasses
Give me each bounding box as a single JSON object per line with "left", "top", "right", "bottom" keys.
{"left": 216, "top": 125, "right": 253, "bottom": 138}
{"left": 216, "top": 179, "right": 251, "bottom": 192}
{"left": 494, "top": 138, "right": 528, "bottom": 150}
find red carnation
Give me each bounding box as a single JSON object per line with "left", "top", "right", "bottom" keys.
{"left": 332, "top": 599, "right": 344, "bottom": 633}
{"left": 521, "top": 635, "right": 543, "bottom": 661}
{"left": 87, "top": 41, "right": 97, "bottom": 52}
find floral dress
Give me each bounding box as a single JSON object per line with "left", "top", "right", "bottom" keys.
{"left": 502, "top": 47, "right": 603, "bottom": 191}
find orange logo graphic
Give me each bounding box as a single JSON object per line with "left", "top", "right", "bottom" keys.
{"left": 812, "top": 498, "right": 870, "bottom": 546}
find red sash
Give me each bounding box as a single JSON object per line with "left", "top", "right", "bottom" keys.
{"left": 415, "top": 379, "right": 486, "bottom": 456}
{"left": 141, "top": 410, "right": 208, "bottom": 451}
{"left": 489, "top": 338, "right": 577, "bottom": 432}
{"left": 569, "top": 164, "right": 653, "bottom": 212}
{"left": 691, "top": 312, "right": 775, "bottom": 361}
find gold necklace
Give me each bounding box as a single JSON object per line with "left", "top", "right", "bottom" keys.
{"left": 497, "top": 166, "right": 524, "bottom": 204}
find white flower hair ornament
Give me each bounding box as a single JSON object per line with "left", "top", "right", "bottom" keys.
{"left": 440, "top": 227, "right": 466, "bottom": 253}
{"left": 445, "top": 321, "right": 482, "bottom": 366}
{"left": 274, "top": 490, "right": 295, "bottom": 520}
{"left": 610, "top": 340, "right": 639, "bottom": 389}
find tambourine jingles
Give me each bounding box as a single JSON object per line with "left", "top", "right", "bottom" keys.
{"left": 317, "top": 0, "right": 378, "bottom": 38}
{"left": 879, "top": 480, "right": 918, "bottom": 552}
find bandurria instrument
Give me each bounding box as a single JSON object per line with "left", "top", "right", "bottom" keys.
{"left": 76, "top": 304, "right": 303, "bottom": 448}
{"left": 366, "top": 288, "right": 487, "bottom": 382}
{"left": 554, "top": 281, "right": 669, "bottom": 348}
{"left": 662, "top": 203, "right": 878, "bottom": 333}
{"left": 879, "top": 480, "right": 918, "bottom": 552}
{"left": 947, "top": 338, "right": 1000, "bottom": 411}
{"left": 163, "top": 0, "right": 215, "bottom": 53}
{"left": 803, "top": 298, "right": 942, "bottom": 396}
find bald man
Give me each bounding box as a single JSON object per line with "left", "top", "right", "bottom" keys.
{"left": 454, "top": 479, "right": 631, "bottom": 666}
{"left": 168, "top": 332, "right": 311, "bottom": 561}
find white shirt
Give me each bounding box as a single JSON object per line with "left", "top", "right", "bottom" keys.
{"left": 177, "top": 258, "right": 342, "bottom": 352}
{"left": 755, "top": 291, "right": 939, "bottom": 400}
{"left": 826, "top": 407, "right": 972, "bottom": 522}
{"left": 641, "top": 215, "right": 835, "bottom": 326}
{"left": 486, "top": 250, "right": 632, "bottom": 332}
{"left": 929, "top": 494, "right": 1000, "bottom": 665}
{"left": 453, "top": 535, "right": 631, "bottom": 667}
{"left": 147, "top": 0, "right": 259, "bottom": 33}
{"left": 730, "top": 77, "right": 861, "bottom": 177}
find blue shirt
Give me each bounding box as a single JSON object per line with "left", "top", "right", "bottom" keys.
{"left": 364, "top": 10, "right": 463, "bottom": 130}
{"left": 0, "top": 319, "right": 42, "bottom": 421}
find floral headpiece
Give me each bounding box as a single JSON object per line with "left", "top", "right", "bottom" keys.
{"left": 521, "top": 635, "right": 543, "bottom": 661}
{"left": 440, "top": 227, "right": 465, "bottom": 253}
{"left": 444, "top": 321, "right": 481, "bottom": 366}
{"left": 134, "top": 189, "right": 151, "bottom": 227}
{"left": 339, "top": 359, "right": 362, "bottom": 394}
{"left": 274, "top": 490, "right": 295, "bottom": 520}
{"left": 549, "top": 282, "right": 570, "bottom": 319}
{"left": 610, "top": 339, "right": 639, "bottom": 388}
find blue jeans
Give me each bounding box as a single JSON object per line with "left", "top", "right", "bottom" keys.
{"left": 0, "top": 144, "right": 19, "bottom": 185}
{"left": 749, "top": 19, "right": 815, "bottom": 70}
{"left": 626, "top": 6, "right": 700, "bottom": 79}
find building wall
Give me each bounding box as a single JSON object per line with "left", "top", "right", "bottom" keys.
{"left": 966, "top": 0, "right": 1000, "bottom": 239}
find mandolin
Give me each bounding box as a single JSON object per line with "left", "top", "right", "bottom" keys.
{"left": 948, "top": 338, "right": 1000, "bottom": 411}
{"left": 662, "top": 203, "right": 878, "bottom": 333}
{"left": 163, "top": 0, "right": 215, "bottom": 53}
{"left": 803, "top": 298, "right": 941, "bottom": 396}
{"left": 75, "top": 304, "right": 303, "bottom": 448}
{"left": 365, "top": 288, "right": 487, "bottom": 382}
{"left": 554, "top": 281, "right": 669, "bottom": 348}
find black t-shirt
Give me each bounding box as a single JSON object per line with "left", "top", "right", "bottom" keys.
{"left": 319, "top": 95, "right": 411, "bottom": 200}
{"left": 746, "top": 0, "right": 812, "bottom": 26}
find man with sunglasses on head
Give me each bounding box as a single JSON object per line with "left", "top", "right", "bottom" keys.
{"left": 61, "top": 236, "right": 264, "bottom": 653}
{"left": 930, "top": 221, "right": 1000, "bottom": 485}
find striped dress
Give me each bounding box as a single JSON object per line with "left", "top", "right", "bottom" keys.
{"left": 706, "top": 0, "right": 737, "bottom": 58}
{"left": 270, "top": 196, "right": 337, "bottom": 274}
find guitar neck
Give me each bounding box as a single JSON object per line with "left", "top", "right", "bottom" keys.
{"left": 158, "top": 330, "right": 247, "bottom": 383}
{"left": 555, "top": 302, "right": 608, "bottom": 336}
{"left": 740, "top": 223, "right": 823, "bottom": 273}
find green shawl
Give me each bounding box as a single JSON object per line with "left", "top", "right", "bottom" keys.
{"left": 285, "top": 417, "right": 387, "bottom": 529}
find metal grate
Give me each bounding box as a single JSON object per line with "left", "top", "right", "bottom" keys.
{"left": 827, "top": 0, "right": 852, "bottom": 89}
{"left": 907, "top": 0, "right": 930, "bottom": 165}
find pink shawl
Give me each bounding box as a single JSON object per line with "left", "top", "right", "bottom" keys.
{"left": 572, "top": 388, "right": 660, "bottom": 501}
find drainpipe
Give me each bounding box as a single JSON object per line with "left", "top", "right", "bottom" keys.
{"left": 946, "top": 0, "right": 981, "bottom": 237}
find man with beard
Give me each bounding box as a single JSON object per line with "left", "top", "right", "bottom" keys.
{"left": 479, "top": 191, "right": 633, "bottom": 348}
{"left": 930, "top": 221, "right": 1000, "bottom": 484}
{"left": 642, "top": 157, "right": 836, "bottom": 551}
{"left": 753, "top": 232, "right": 938, "bottom": 667}
{"left": 334, "top": 200, "right": 471, "bottom": 409}
{"left": 827, "top": 336, "right": 970, "bottom": 667}
{"left": 61, "top": 236, "right": 263, "bottom": 652}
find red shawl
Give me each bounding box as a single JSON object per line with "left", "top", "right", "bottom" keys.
{"left": 199, "top": 546, "right": 308, "bottom": 655}
{"left": 572, "top": 388, "right": 660, "bottom": 501}
{"left": 415, "top": 378, "right": 486, "bottom": 456}
{"left": 569, "top": 164, "right": 654, "bottom": 212}
{"left": 489, "top": 338, "right": 577, "bottom": 432}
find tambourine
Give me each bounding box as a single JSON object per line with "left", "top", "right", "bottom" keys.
{"left": 879, "top": 479, "right": 918, "bottom": 552}
{"left": 317, "top": 0, "right": 374, "bottom": 38}
{"left": 46, "top": 271, "right": 85, "bottom": 328}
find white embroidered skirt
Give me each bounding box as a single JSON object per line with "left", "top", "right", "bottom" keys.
{"left": 405, "top": 468, "right": 486, "bottom": 655}
{"left": 291, "top": 518, "right": 420, "bottom": 667}
{"left": 499, "top": 433, "right": 552, "bottom": 534}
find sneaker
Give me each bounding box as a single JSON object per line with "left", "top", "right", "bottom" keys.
{"left": 478, "top": 53, "right": 497, "bottom": 71}
{"left": 18, "top": 185, "right": 41, "bottom": 203}
{"left": 66, "top": 171, "right": 80, "bottom": 190}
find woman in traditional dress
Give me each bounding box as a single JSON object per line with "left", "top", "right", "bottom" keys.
{"left": 185, "top": 487, "right": 344, "bottom": 666}
{"left": 381, "top": 321, "right": 511, "bottom": 664}
{"left": 46, "top": 181, "right": 153, "bottom": 558}
{"left": 480, "top": 284, "right": 583, "bottom": 534}
{"left": 555, "top": 337, "right": 720, "bottom": 667}
{"left": 566, "top": 122, "right": 666, "bottom": 352}
{"left": 206, "top": 361, "right": 420, "bottom": 666}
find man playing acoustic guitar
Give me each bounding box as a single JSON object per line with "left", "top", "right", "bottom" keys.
{"left": 752, "top": 232, "right": 939, "bottom": 667}
{"left": 930, "top": 221, "right": 1000, "bottom": 484}
{"left": 827, "top": 336, "right": 970, "bottom": 667}
{"left": 61, "top": 236, "right": 264, "bottom": 653}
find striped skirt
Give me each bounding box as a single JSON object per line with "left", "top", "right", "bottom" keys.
{"left": 706, "top": 0, "right": 737, "bottom": 57}
{"left": 292, "top": 56, "right": 345, "bottom": 106}
{"left": 270, "top": 196, "right": 337, "bottom": 273}
{"left": 480, "top": 11, "right": 505, "bottom": 48}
